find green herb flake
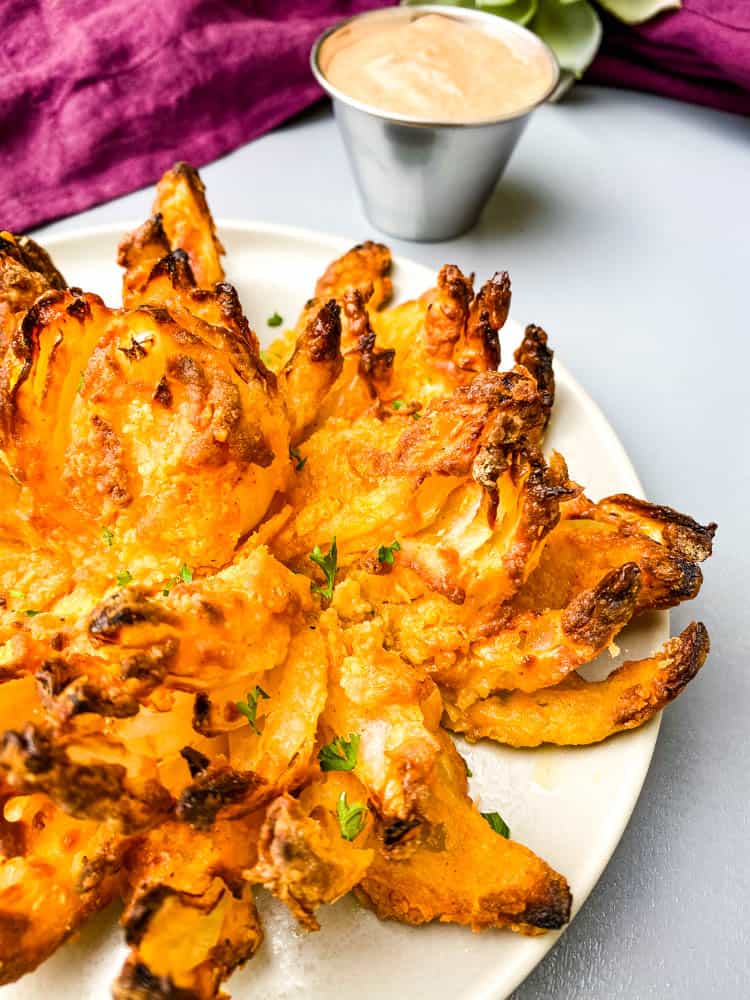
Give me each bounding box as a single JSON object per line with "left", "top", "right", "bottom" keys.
{"left": 267, "top": 312, "right": 283, "bottom": 328}
{"left": 102, "top": 527, "right": 114, "bottom": 548}
{"left": 116, "top": 570, "right": 133, "bottom": 588}
{"left": 319, "top": 733, "right": 360, "bottom": 772}
{"left": 179, "top": 564, "right": 193, "bottom": 584}
{"left": 309, "top": 537, "right": 337, "bottom": 601}
{"left": 391, "top": 399, "right": 405, "bottom": 410}
{"left": 236, "top": 685, "right": 270, "bottom": 734}
{"left": 481, "top": 811, "right": 510, "bottom": 839}
{"left": 77, "top": 371, "right": 85, "bottom": 393}
{"left": 411, "top": 411, "right": 421, "bottom": 420}
{"left": 464, "top": 760, "right": 473, "bottom": 778}
{"left": 289, "top": 445, "right": 307, "bottom": 472}
{"left": 336, "top": 791, "right": 367, "bottom": 841}
{"left": 377, "top": 539, "right": 401, "bottom": 566}
{"left": 24, "top": 609, "right": 41, "bottom": 618}
{"left": 9, "top": 589, "right": 24, "bottom": 601}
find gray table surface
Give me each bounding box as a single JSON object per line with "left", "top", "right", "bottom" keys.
{"left": 36, "top": 85, "right": 749, "bottom": 999}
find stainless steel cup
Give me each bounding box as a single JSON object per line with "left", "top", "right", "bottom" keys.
{"left": 311, "top": 5, "right": 559, "bottom": 242}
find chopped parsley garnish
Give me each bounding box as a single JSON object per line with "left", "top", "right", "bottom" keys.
{"left": 9, "top": 589, "right": 24, "bottom": 601}
{"left": 481, "top": 811, "right": 510, "bottom": 838}
{"left": 319, "top": 733, "right": 359, "bottom": 772}
{"left": 24, "top": 609, "right": 41, "bottom": 618}
{"left": 391, "top": 399, "right": 404, "bottom": 410}
{"left": 163, "top": 563, "right": 193, "bottom": 596}
{"left": 77, "top": 371, "right": 84, "bottom": 393}
{"left": 267, "top": 312, "right": 283, "bottom": 327}
{"left": 289, "top": 444, "right": 307, "bottom": 472}
{"left": 309, "top": 537, "right": 337, "bottom": 601}
{"left": 236, "top": 685, "right": 270, "bottom": 734}
{"left": 411, "top": 411, "right": 421, "bottom": 420}
{"left": 336, "top": 791, "right": 367, "bottom": 841}
{"left": 116, "top": 570, "right": 133, "bottom": 588}
{"left": 377, "top": 539, "right": 401, "bottom": 566}
{"left": 102, "top": 527, "right": 114, "bottom": 548}
{"left": 464, "top": 760, "right": 473, "bottom": 778}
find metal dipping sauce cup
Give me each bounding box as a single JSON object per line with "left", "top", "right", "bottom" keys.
{"left": 311, "top": 5, "right": 559, "bottom": 242}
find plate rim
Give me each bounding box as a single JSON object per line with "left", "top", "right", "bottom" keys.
{"left": 39, "top": 218, "right": 663, "bottom": 1000}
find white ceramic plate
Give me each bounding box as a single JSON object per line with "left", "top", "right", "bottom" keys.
{"left": 6, "top": 223, "right": 667, "bottom": 1000}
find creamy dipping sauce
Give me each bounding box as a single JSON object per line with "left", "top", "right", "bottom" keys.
{"left": 320, "top": 13, "right": 556, "bottom": 123}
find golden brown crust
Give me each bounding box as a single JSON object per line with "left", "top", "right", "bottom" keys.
{"left": 248, "top": 792, "right": 372, "bottom": 930}
{"left": 514, "top": 324, "right": 554, "bottom": 437}
{"left": 445, "top": 622, "right": 710, "bottom": 747}
{"left": 315, "top": 240, "right": 392, "bottom": 310}
{"left": 280, "top": 299, "right": 343, "bottom": 445}
{"left": 153, "top": 163, "right": 225, "bottom": 288}
{"left": 357, "top": 736, "right": 571, "bottom": 933}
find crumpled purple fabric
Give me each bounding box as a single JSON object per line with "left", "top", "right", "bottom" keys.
{"left": 2, "top": 1, "right": 748, "bottom": 234}
{"left": 588, "top": 2, "right": 750, "bottom": 116}
{"left": 0, "top": 1, "right": 385, "bottom": 233}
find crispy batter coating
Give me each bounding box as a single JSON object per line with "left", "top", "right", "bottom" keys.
{"left": 0, "top": 793, "right": 121, "bottom": 985}
{"left": 445, "top": 623, "right": 710, "bottom": 747}
{"left": 248, "top": 788, "right": 372, "bottom": 930}
{"left": 514, "top": 324, "right": 554, "bottom": 439}
{"left": 0, "top": 289, "right": 289, "bottom": 574}
{"left": 0, "top": 164, "right": 717, "bottom": 995}
{"left": 321, "top": 614, "right": 442, "bottom": 823}
{"left": 517, "top": 492, "right": 714, "bottom": 614}
{"left": 279, "top": 299, "right": 343, "bottom": 444}
{"left": 357, "top": 734, "right": 571, "bottom": 933}
{"left": 153, "top": 163, "right": 225, "bottom": 288}
{"left": 115, "top": 817, "right": 262, "bottom": 999}
{"left": 315, "top": 240, "right": 392, "bottom": 311}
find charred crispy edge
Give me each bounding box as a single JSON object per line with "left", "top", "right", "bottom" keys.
{"left": 171, "top": 162, "right": 221, "bottom": 237}
{"left": 515, "top": 873, "right": 572, "bottom": 930}
{"left": 176, "top": 765, "right": 264, "bottom": 830}
{"left": 89, "top": 589, "right": 176, "bottom": 641}
{"left": 301, "top": 298, "right": 342, "bottom": 363}
{"left": 117, "top": 214, "right": 171, "bottom": 269}
{"left": 357, "top": 864, "right": 571, "bottom": 932}
{"left": 446, "top": 622, "right": 710, "bottom": 747}
{"left": 314, "top": 240, "right": 392, "bottom": 307}
{"left": 113, "top": 959, "right": 201, "bottom": 1000}
{"left": 2, "top": 288, "right": 100, "bottom": 439}
{"left": 561, "top": 562, "right": 641, "bottom": 646}
{"left": 425, "top": 264, "right": 474, "bottom": 358}
{"left": 613, "top": 621, "right": 710, "bottom": 727}
{"left": 148, "top": 248, "right": 197, "bottom": 290}
{"left": 180, "top": 745, "right": 211, "bottom": 778}
{"left": 514, "top": 324, "right": 554, "bottom": 425}
{"left": 601, "top": 494, "right": 717, "bottom": 562}
{"left": 0, "top": 232, "right": 66, "bottom": 289}
{"left": 0, "top": 724, "right": 174, "bottom": 830}
{"left": 462, "top": 270, "right": 511, "bottom": 370}
{"left": 35, "top": 659, "right": 140, "bottom": 720}
{"left": 638, "top": 552, "right": 703, "bottom": 610}
{"left": 122, "top": 885, "right": 180, "bottom": 947}
{"left": 396, "top": 368, "right": 545, "bottom": 482}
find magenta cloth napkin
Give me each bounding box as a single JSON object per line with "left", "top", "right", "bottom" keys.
{"left": 588, "top": 2, "right": 750, "bottom": 116}
{"left": 0, "top": 1, "right": 386, "bottom": 233}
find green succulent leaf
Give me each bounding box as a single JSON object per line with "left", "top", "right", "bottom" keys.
{"left": 597, "top": 0, "right": 679, "bottom": 25}
{"left": 478, "top": 0, "right": 538, "bottom": 26}
{"left": 532, "top": 0, "right": 602, "bottom": 78}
